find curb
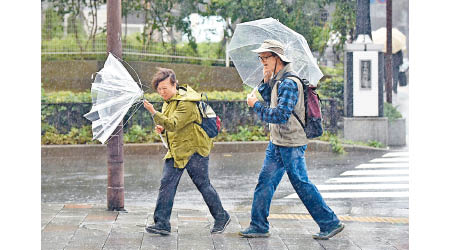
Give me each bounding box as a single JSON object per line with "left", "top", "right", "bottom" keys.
{"left": 41, "top": 141, "right": 388, "bottom": 158}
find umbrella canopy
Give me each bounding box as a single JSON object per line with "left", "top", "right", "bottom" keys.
{"left": 227, "top": 17, "right": 323, "bottom": 88}
{"left": 372, "top": 27, "right": 407, "bottom": 53}
{"left": 84, "top": 53, "right": 144, "bottom": 144}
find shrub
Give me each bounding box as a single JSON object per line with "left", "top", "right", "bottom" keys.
{"left": 123, "top": 125, "right": 162, "bottom": 143}
{"left": 214, "top": 126, "right": 269, "bottom": 142}
{"left": 42, "top": 89, "right": 251, "bottom": 103}
{"left": 319, "top": 131, "right": 346, "bottom": 154}
{"left": 41, "top": 124, "right": 269, "bottom": 145}
{"left": 41, "top": 125, "right": 97, "bottom": 145}
{"left": 384, "top": 102, "right": 403, "bottom": 121}
{"left": 367, "top": 140, "right": 384, "bottom": 148}
{"left": 317, "top": 64, "right": 344, "bottom": 107}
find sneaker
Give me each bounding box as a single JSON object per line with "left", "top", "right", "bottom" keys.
{"left": 238, "top": 227, "right": 270, "bottom": 238}
{"left": 211, "top": 211, "right": 231, "bottom": 234}
{"left": 145, "top": 224, "right": 170, "bottom": 236}
{"left": 312, "top": 222, "right": 345, "bottom": 240}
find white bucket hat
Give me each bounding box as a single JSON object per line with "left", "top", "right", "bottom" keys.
{"left": 251, "top": 39, "right": 291, "bottom": 63}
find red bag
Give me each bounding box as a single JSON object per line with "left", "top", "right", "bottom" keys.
{"left": 284, "top": 73, "right": 323, "bottom": 139}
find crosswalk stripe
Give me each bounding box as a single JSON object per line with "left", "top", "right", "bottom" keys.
{"left": 382, "top": 152, "right": 409, "bottom": 157}
{"left": 355, "top": 163, "right": 409, "bottom": 169}
{"left": 327, "top": 176, "right": 409, "bottom": 183}
{"left": 320, "top": 191, "right": 409, "bottom": 199}
{"left": 340, "top": 169, "right": 409, "bottom": 176}
{"left": 370, "top": 158, "right": 409, "bottom": 163}
{"left": 315, "top": 183, "right": 409, "bottom": 190}
{"left": 284, "top": 191, "right": 409, "bottom": 199}
{"left": 282, "top": 151, "right": 409, "bottom": 200}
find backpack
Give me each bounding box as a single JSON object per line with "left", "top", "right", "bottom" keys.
{"left": 282, "top": 72, "right": 323, "bottom": 139}
{"left": 194, "top": 94, "right": 221, "bottom": 138}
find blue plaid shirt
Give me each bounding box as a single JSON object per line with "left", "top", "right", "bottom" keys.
{"left": 253, "top": 78, "right": 299, "bottom": 124}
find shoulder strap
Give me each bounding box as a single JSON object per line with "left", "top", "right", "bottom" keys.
{"left": 281, "top": 72, "right": 307, "bottom": 129}
{"left": 178, "top": 85, "right": 188, "bottom": 91}
{"left": 282, "top": 72, "right": 303, "bottom": 84}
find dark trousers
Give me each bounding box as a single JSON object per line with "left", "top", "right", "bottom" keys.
{"left": 153, "top": 153, "right": 226, "bottom": 230}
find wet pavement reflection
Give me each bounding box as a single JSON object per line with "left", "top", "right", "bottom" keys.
{"left": 42, "top": 150, "right": 387, "bottom": 209}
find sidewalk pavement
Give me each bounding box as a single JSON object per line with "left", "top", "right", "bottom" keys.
{"left": 42, "top": 202, "right": 408, "bottom": 250}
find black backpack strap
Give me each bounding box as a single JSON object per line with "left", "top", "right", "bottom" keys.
{"left": 292, "top": 112, "right": 305, "bottom": 130}
{"left": 281, "top": 72, "right": 308, "bottom": 129}
{"left": 193, "top": 94, "right": 208, "bottom": 127}
{"left": 199, "top": 93, "right": 208, "bottom": 114}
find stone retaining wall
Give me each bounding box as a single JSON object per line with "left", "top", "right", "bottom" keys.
{"left": 41, "top": 141, "right": 387, "bottom": 158}
{"left": 42, "top": 60, "right": 243, "bottom": 92}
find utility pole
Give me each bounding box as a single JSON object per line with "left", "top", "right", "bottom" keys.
{"left": 386, "top": 0, "right": 393, "bottom": 103}
{"left": 106, "top": 0, "right": 125, "bottom": 211}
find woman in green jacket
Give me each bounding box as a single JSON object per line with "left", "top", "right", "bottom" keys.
{"left": 143, "top": 67, "right": 230, "bottom": 235}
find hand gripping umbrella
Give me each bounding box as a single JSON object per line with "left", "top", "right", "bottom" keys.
{"left": 84, "top": 53, "right": 144, "bottom": 144}
{"left": 227, "top": 17, "right": 323, "bottom": 89}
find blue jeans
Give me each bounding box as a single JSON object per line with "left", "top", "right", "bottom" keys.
{"left": 153, "top": 153, "right": 227, "bottom": 231}
{"left": 250, "top": 142, "right": 340, "bottom": 232}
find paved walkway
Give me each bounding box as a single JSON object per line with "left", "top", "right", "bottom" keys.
{"left": 42, "top": 203, "right": 408, "bottom": 250}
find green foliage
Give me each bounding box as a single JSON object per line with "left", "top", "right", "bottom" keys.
{"left": 123, "top": 125, "right": 163, "bottom": 143}
{"left": 317, "top": 64, "right": 344, "bottom": 107}
{"left": 214, "top": 126, "right": 269, "bottom": 142}
{"left": 42, "top": 0, "right": 343, "bottom": 64}
{"left": 319, "top": 131, "right": 346, "bottom": 154}
{"left": 42, "top": 89, "right": 251, "bottom": 103}
{"left": 205, "top": 0, "right": 332, "bottom": 47}
{"left": 367, "top": 140, "right": 384, "bottom": 148}
{"left": 321, "top": 131, "right": 386, "bottom": 150}
{"left": 42, "top": 90, "right": 92, "bottom": 103}
{"left": 42, "top": 8, "right": 64, "bottom": 40}
{"left": 384, "top": 102, "right": 403, "bottom": 121}
{"left": 200, "top": 90, "right": 249, "bottom": 101}
{"left": 330, "top": 0, "right": 357, "bottom": 57}
{"left": 330, "top": 136, "right": 346, "bottom": 154}
{"left": 42, "top": 32, "right": 226, "bottom": 64}
{"left": 311, "top": 23, "right": 331, "bottom": 58}
{"left": 41, "top": 124, "right": 269, "bottom": 145}
{"left": 41, "top": 125, "right": 98, "bottom": 145}
{"left": 41, "top": 122, "right": 386, "bottom": 149}
{"left": 67, "top": 14, "right": 86, "bottom": 38}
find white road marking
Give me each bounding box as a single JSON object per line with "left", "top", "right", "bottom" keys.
{"left": 370, "top": 158, "right": 409, "bottom": 163}
{"left": 340, "top": 169, "right": 409, "bottom": 176}
{"left": 282, "top": 151, "right": 410, "bottom": 200}
{"left": 315, "top": 183, "right": 409, "bottom": 191}
{"left": 355, "top": 163, "right": 409, "bottom": 169}
{"left": 320, "top": 191, "right": 409, "bottom": 199}
{"left": 327, "top": 176, "right": 409, "bottom": 183}
{"left": 382, "top": 152, "right": 409, "bottom": 157}
{"left": 284, "top": 191, "right": 409, "bottom": 199}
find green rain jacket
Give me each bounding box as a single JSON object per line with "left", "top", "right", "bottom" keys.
{"left": 153, "top": 84, "right": 213, "bottom": 168}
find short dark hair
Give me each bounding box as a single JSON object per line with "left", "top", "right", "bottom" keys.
{"left": 152, "top": 67, "right": 177, "bottom": 89}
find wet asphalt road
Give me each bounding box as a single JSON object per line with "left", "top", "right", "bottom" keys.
{"left": 42, "top": 149, "right": 402, "bottom": 217}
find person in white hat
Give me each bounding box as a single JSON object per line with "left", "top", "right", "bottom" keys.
{"left": 241, "top": 39, "right": 344, "bottom": 240}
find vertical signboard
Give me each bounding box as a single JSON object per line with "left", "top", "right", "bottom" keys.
{"left": 353, "top": 51, "right": 379, "bottom": 116}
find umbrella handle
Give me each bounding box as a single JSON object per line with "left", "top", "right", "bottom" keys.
{"left": 250, "top": 86, "right": 258, "bottom": 96}
{"left": 159, "top": 133, "right": 168, "bottom": 149}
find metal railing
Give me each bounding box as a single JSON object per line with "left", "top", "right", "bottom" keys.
{"left": 41, "top": 99, "right": 343, "bottom": 135}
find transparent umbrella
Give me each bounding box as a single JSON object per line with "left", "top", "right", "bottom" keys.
{"left": 84, "top": 53, "right": 144, "bottom": 144}
{"left": 227, "top": 17, "right": 323, "bottom": 88}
